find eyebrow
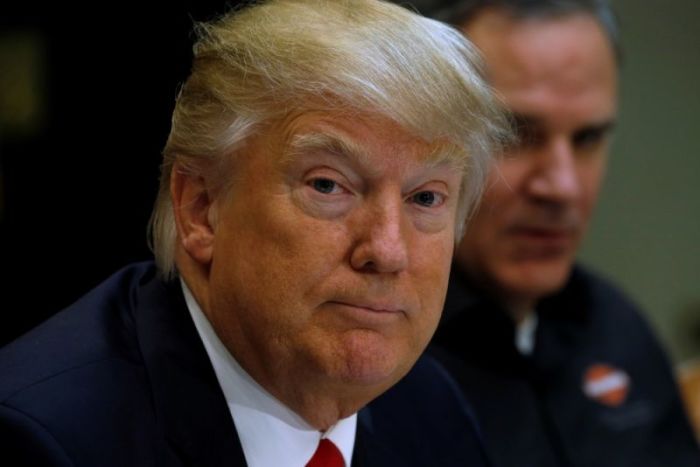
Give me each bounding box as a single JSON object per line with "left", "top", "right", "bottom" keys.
{"left": 511, "top": 113, "right": 616, "bottom": 130}
{"left": 511, "top": 112, "right": 617, "bottom": 134}
{"left": 285, "top": 131, "right": 466, "bottom": 171}
{"left": 511, "top": 113, "right": 539, "bottom": 129}
{"left": 286, "top": 132, "right": 371, "bottom": 166}
{"left": 577, "top": 120, "right": 617, "bottom": 136}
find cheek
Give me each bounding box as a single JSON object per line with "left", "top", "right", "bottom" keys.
{"left": 463, "top": 179, "right": 512, "bottom": 247}
{"left": 252, "top": 226, "right": 347, "bottom": 303}
{"left": 458, "top": 179, "right": 517, "bottom": 276}
{"left": 577, "top": 161, "right": 606, "bottom": 217}
{"left": 209, "top": 219, "right": 347, "bottom": 359}
{"left": 211, "top": 196, "right": 345, "bottom": 314}
{"left": 410, "top": 236, "right": 454, "bottom": 325}
{"left": 478, "top": 161, "right": 524, "bottom": 218}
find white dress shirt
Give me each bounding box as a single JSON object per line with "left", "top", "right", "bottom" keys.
{"left": 181, "top": 280, "right": 357, "bottom": 467}
{"left": 515, "top": 311, "right": 539, "bottom": 356}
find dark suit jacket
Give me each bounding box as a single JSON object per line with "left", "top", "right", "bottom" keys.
{"left": 431, "top": 265, "right": 700, "bottom": 467}
{"left": 0, "top": 262, "right": 489, "bottom": 466}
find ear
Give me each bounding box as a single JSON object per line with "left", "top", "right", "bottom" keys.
{"left": 170, "top": 163, "right": 216, "bottom": 266}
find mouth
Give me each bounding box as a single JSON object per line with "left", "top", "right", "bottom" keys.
{"left": 327, "top": 301, "right": 404, "bottom": 314}
{"left": 324, "top": 300, "right": 407, "bottom": 326}
{"left": 507, "top": 225, "right": 577, "bottom": 242}
{"left": 504, "top": 225, "right": 580, "bottom": 260}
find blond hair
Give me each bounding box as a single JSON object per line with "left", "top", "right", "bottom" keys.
{"left": 150, "top": 0, "right": 510, "bottom": 278}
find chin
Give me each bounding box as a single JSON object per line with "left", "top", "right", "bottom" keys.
{"left": 515, "top": 264, "right": 571, "bottom": 298}
{"left": 332, "top": 330, "right": 416, "bottom": 389}
{"left": 499, "top": 260, "right": 574, "bottom": 302}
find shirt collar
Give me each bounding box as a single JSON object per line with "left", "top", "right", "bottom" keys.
{"left": 514, "top": 311, "right": 538, "bottom": 356}
{"left": 180, "top": 279, "right": 357, "bottom": 467}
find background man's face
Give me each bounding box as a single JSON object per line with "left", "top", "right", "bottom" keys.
{"left": 206, "top": 110, "right": 462, "bottom": 406}
{"left": 456, "top": 10, "right": 618, "bottom": 315}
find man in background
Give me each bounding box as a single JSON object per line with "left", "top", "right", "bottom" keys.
{"left": 0, "top": 1, "right": 509, "bottom": 465}
{"left": 425, "top": 0, "right": 700, "bottom": 465}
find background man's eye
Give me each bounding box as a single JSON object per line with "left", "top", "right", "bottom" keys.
{"left": 412, "top": 191, "right": 439, "bottom": 207}
{"left": 311, "top": 178, "right": 337, "bottom": 194}
{"left": 573, "top": 128, "right": 605, "bottom": 149}
{"left": 509, "top": 117, "right": 543, "bottom": 150}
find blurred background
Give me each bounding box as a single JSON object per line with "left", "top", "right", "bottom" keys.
{"left": 0, "top": 0, "right": 234, "bottom": 344}
{"left": 577, "top": 0, "right": 700, "bottom": 366}
{"left": 1, "top": 0, "right": 699, "bottom": 368}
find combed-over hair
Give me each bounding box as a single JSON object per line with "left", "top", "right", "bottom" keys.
{"left": 149, "top": 0, "right": 511, "bottom": 279}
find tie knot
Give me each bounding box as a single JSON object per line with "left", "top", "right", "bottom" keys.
{"left": 306, "top": 438, "right": 344, "bottom": 467}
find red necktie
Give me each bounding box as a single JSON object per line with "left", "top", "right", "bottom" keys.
{"left": 306, "top": 438, "right": 344, "bottom": 467}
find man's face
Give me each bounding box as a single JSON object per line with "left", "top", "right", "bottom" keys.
{"left": 456, "top": 10, "right": 618, "bottom": 315}
{"left": 205, "top": 110, "right": 462, "bottom": 411}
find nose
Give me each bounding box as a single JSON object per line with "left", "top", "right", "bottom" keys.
{"left": 525, "top": 137, "right": 580, "bottom": 203}
{"left": 349, "top": 195, "right": 409, "bottom": 274}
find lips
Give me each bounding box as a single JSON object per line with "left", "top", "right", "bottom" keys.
{"left": 328, "top": 300, "right": 404, "bottom": 314}
{"left": 504, "top": 224, "right": 579, "bottom": 260}
{"left": 508, "top": 226, "right": 575, "bottom": 241}
{"left": 322, "top": 298, "right": 410, "bottom": 328}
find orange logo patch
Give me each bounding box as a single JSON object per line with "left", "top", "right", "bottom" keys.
{"left": 582, "top": 363, "right": 630, "bottom": 407}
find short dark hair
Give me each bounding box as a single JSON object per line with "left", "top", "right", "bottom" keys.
{"left": 416, "top": 0, "right": 621, "bottom": 63}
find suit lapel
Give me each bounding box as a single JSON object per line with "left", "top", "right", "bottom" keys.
{"left": 352, "top": 410, "right": 370, "bottom": 467}
{"left": 133, "top": 273, "right": 248, "bottom": 467}
{"left": 352, "top": 407, "right": 396, "bottom": 467}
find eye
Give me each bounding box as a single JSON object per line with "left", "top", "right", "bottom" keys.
{"left": 510, "top": 116, "right": 544, "bottom": 150}
{"left": 572, "top": 127, "right": 607, "bottom": 150}
{"left": 409, "top": 191, "right": 445, "bottom": 208}
{"left": 310, "top": 178, "right": 341, "bottom": 194}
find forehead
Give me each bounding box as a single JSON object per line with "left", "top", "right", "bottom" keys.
{"left": 464, "top": 10, "right": 618, "bottom": 124}
{"left": 274, "top": 110, "right": 462, "bottom": 172}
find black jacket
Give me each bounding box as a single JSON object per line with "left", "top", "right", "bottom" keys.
{"left": 430, "top": 265, "right": 700, "bottom": 467}
{"left": 0, "top": 262, "right": 490, "bottom": 467}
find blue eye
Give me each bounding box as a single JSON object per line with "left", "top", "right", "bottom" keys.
{"left": 311, "top": 178, "right": 337, "bottom": 194}
{"left": 415, "top": 192, "right": 435, "bottom": 206}
{"left": 411, "top": 191, "right": 442, "bottom": 207}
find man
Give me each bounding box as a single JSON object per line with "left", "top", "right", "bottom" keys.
{"left": 0, "top": 1, "right": 509, "bottom": 466}
{"left": 425, "top": 1, "right": 700, "bottom": 466}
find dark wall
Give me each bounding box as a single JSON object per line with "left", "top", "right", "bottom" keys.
{"left": 1, "top": 1, "right": 239, "bottom": 345}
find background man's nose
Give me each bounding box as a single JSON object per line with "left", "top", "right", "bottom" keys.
{"left": 525, "top": 138, "right": 581, "bottom": 204}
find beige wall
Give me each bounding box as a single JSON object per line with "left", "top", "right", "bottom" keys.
{"left": 580, "top": 0, "right": 700, "bottom": 362}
